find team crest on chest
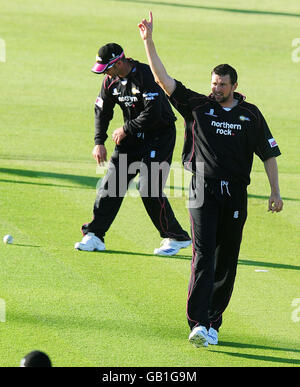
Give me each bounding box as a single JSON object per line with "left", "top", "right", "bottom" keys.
{"left": 239, "top": 115, "right": 250, "bottom": 122}
{"left": 205, "top": 108, "right": 218, "bottom": 117}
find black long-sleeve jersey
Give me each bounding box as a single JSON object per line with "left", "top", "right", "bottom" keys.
{"left": 169, "top": 80, "right": 281, "bottom": 186}
{"left": 94, "top": 59, "right": 176, "bottom": 148}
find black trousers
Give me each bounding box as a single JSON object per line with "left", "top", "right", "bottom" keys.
{"left": 82, "top": 129, "right": 190, "bottom": 243}
{"left": 187, "top": 175, "right": 248, "bottom": 331}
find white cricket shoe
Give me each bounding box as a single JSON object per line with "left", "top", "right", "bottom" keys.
{"left": 74, "top": 232, "right": 105, "bottom": 252}
{"left": 154, "top": 238, "right": 192, "bottom": 256}
{"left": 189, "top": 325, "right": 208, "bottom": 348}
{"left": 207, "top": 327, "right": 218, "bottom": 345}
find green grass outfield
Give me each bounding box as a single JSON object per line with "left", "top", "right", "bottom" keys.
{"left": 0, "top": 0, "right": 299, "bottom": 367}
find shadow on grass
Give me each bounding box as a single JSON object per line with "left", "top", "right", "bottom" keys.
{"left": 10, "top": 243, "right": 41, "bottom": 248}
{"left": 0, "top": 178, "right": 93, "bottom": 190}
{"left": 9, "top": 310, "right": 185, "bottom": 341}
{"left": 113, "top": 0, "right": 300, "bottom": 18}
{"left": 86, "top": 249, "right": 192, "bottom": 260}
{"left": 103, "top": 250, "right": 300, "bottom": 271}
{"left": 238, "top": 259, "right": 300, "bottom": 271}
{"left": 0, "top": 168, "right": 99, "bottom": 189}
{"left": 211, "top": 349, "right": 300, "bottom": 365}
{"left": 219, "top": 340, "right": 300, "bottom": 354}
{"left": 211, "top": 341, "right": 300, "bottom": 365}
{"left": 9, "top": 311, "right": 300, "bottom": 365}
{"left": 1, "top": 168, "right": 299, "bottom": 202}
{"left": 248, "top": 193, "right": 299, "bottom": 202}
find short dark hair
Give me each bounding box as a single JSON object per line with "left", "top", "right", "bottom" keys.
{"left": 212, "top": 64, "right": 238, "bottom": 85}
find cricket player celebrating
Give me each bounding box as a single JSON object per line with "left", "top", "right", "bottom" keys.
{"left": 138, "top": 12, "right": 283, "bottom": 347}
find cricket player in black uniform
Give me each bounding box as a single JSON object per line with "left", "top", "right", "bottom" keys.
{"left": 139, "top": 13, "right": 283, "bottom": 347}
{"left": 75, "top": 43, "right": 191, "bottom": 255}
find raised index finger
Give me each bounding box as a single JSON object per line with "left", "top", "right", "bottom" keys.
{"left": 149, "top": 11, "right": 153, "bottom": 24}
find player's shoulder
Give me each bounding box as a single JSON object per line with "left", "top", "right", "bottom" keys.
{"left": 238, "top": 98, "right": 261, "bottom": 120}
{"left": 133, "top": 60, "right": 161, "bottom": 90}
{"left": 170, "top": 80, "right": 209, "bottom": 111}
{"left": 186, "top": 87, "right": 210, "bottom": 108}
{"left": 134, "top": 60, "right": 150, "bottom": 71}
{"left": 175, "top": 80, "right": 208, "bottom": 100}
{"left": 135, "top": 61, "right": 155, "bottom": 80}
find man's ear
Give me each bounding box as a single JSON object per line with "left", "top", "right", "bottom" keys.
{"left": 232, "top": 82, "right": 238, "bottom": 91}
{"left": 115, "top": 60, "right": 122, "bottom": 70}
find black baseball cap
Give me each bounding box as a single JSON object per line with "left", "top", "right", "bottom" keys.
{"left": 20, "top": 350, "right": 52, "bottom": 367}
{"left": 91, "top": 43, "right": 125, "bottom": 74}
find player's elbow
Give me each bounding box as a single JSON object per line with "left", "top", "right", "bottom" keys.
{"left": 154, "top": 76, "right": 163, "bottom": 87}
{"left": 155, "top": 77, "right": 175, "bottom": 97}
{"left": 153, "top": 77, "right": 165, "bottom": 92}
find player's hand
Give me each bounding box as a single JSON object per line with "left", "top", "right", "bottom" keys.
{"left": 92, "top": 144, "right": 107, "bottom": 165}
{"left": 112, "top": 127, "right": 127, "bottom": 145}
{"left": 138, "top": 11, "right": 153, "bottom": 40}
{"left": 268, "top": 193, "right": 283, "bottom": 213}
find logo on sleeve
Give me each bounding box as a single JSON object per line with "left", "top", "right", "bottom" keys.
{"left": 95, "top": 97, "right": 103, "bottom": 108}
{"left": 268, "top": 138, "right": 278, "bottom": 148}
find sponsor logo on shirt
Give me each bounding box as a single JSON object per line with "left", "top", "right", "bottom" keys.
{"left": 118, "top": 96, "right": 138, "bottom": 102}
{"left": 211, "top": 120, "right": 242, "bottom": 136}
{"left": 142, "top": 92, "right": 159, "bottom": 101}
{"left": 118, "top": 95, "right": 138, "bottom": 107}
{"left": 211, "top": 121, "right": 242, "bottom": 130}
{"left": 268, "top": 138, "right": 278, "bottom": 148}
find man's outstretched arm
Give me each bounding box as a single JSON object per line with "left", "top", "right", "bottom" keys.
{"left": 138, "top": 11, "right": 176, "bottom": 96}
